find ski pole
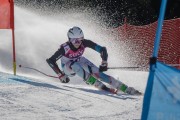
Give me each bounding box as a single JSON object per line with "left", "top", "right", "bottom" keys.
{"left": 108, "top": 64, "right": 180, "bottom": 70}
{"left": 19, "top": 65, "right": 58, "bottom": 78}
{"left": 107, "top": 66, "right": 140, "bottom": 69}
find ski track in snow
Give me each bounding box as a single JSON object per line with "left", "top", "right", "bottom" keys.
{"left": 0, "top": 72, "right": 145, "bottom": 120}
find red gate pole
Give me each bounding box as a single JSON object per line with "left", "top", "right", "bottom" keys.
{"left": 10, "top": 0, "right": 16, "bottom": 75}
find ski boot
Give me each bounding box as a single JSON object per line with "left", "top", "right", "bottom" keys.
{"left": 125, "top": 87, "right": 142, "bottom": 95}
{"left": 118, "top": 84, "right": 142, "bottom": 95}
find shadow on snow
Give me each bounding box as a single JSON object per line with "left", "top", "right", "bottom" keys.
{"left": 9, "top": 78, "right": 68, "bottom": 91}
{"left": 9, "top": 78, "right": 137, "bottom": 101}
{"left": 64, "top": 86, "right": 137, "bottom": 100}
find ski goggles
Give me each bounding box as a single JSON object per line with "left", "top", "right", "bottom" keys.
{"left": 69, "top": 37, "right": 84, "bottom": 44}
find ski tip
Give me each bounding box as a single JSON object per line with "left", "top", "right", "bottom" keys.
{"left": 134, "top": 91, "right": 143, "bottom": 96}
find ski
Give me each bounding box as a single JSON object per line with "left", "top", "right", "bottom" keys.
{"left": 101, "top": 85, "right": 143, "bottom": 96}
{"left": 100, "top": 85, "right": 117, "bottom": 94}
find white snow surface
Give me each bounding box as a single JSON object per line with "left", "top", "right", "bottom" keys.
{"left": 0, "top": 71, "right": 148, "bottom": 120}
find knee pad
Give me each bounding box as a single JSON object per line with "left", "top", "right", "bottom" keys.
{"left": 86, "top": 75, "right": 105, "bottom": 89}
{"left": 86, "top": 75, "right": 97, "bottom": 85}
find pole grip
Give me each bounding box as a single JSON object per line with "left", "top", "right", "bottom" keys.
{"left": 13, "top": 62, "right": 16, "bottom": 75}
{"left": 108, "top": 66, "right": 140, "bottom": 69}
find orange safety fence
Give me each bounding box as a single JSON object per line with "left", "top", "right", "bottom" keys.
{"left": 114, "top": 18, "right": 180, "bottom": 70}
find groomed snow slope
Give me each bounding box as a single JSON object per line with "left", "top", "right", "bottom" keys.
{"left": 0, "top": 71, "right": 148, "bottom": 120}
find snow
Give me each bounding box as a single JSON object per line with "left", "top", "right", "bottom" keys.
{"left": 0, "top": 71, "right": 148, "bottom": 120}
{"left": 0, "top": 6, "right": 149, "bottom": 120}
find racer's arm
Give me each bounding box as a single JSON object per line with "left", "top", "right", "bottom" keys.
{"left": 82, "top": 39, "right": 108, "bottom": 61}
{"left": 82, "top": 39, "right": 108, "bottom": 72}
{"left": 46, "top": 46, "right": 65, "bottom": 76}
{"left": 46, "top": 46, "right": 70, "bottom": 83}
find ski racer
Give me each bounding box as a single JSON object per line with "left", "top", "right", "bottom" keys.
{"left": 46, "top": 26, "right": 141, "bottom": 95}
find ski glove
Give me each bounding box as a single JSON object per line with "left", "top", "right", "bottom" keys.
{"left": 58, "top": 73, "right": 70, "bottom": 83}
{"left": 99, "top": 61, "right": 108, "bottom": 72}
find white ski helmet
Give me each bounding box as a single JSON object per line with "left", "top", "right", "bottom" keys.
{"left": 67, "top": 26, "right": 84, "bottom": 39}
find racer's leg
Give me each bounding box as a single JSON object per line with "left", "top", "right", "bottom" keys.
{"left": 61, "top": 61, "right": 76, "bottom": 77}
{"left": 98, "top": 72, "right": 142, "bottom": 95}
{"left": 77, "top": 57, "right": 141, "bottom": 95}
{"left": 62, "top": 60, "right": 108, "bottom": 90}
{"left": 77, "top": 57, "right": 123, "bottom": 87}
